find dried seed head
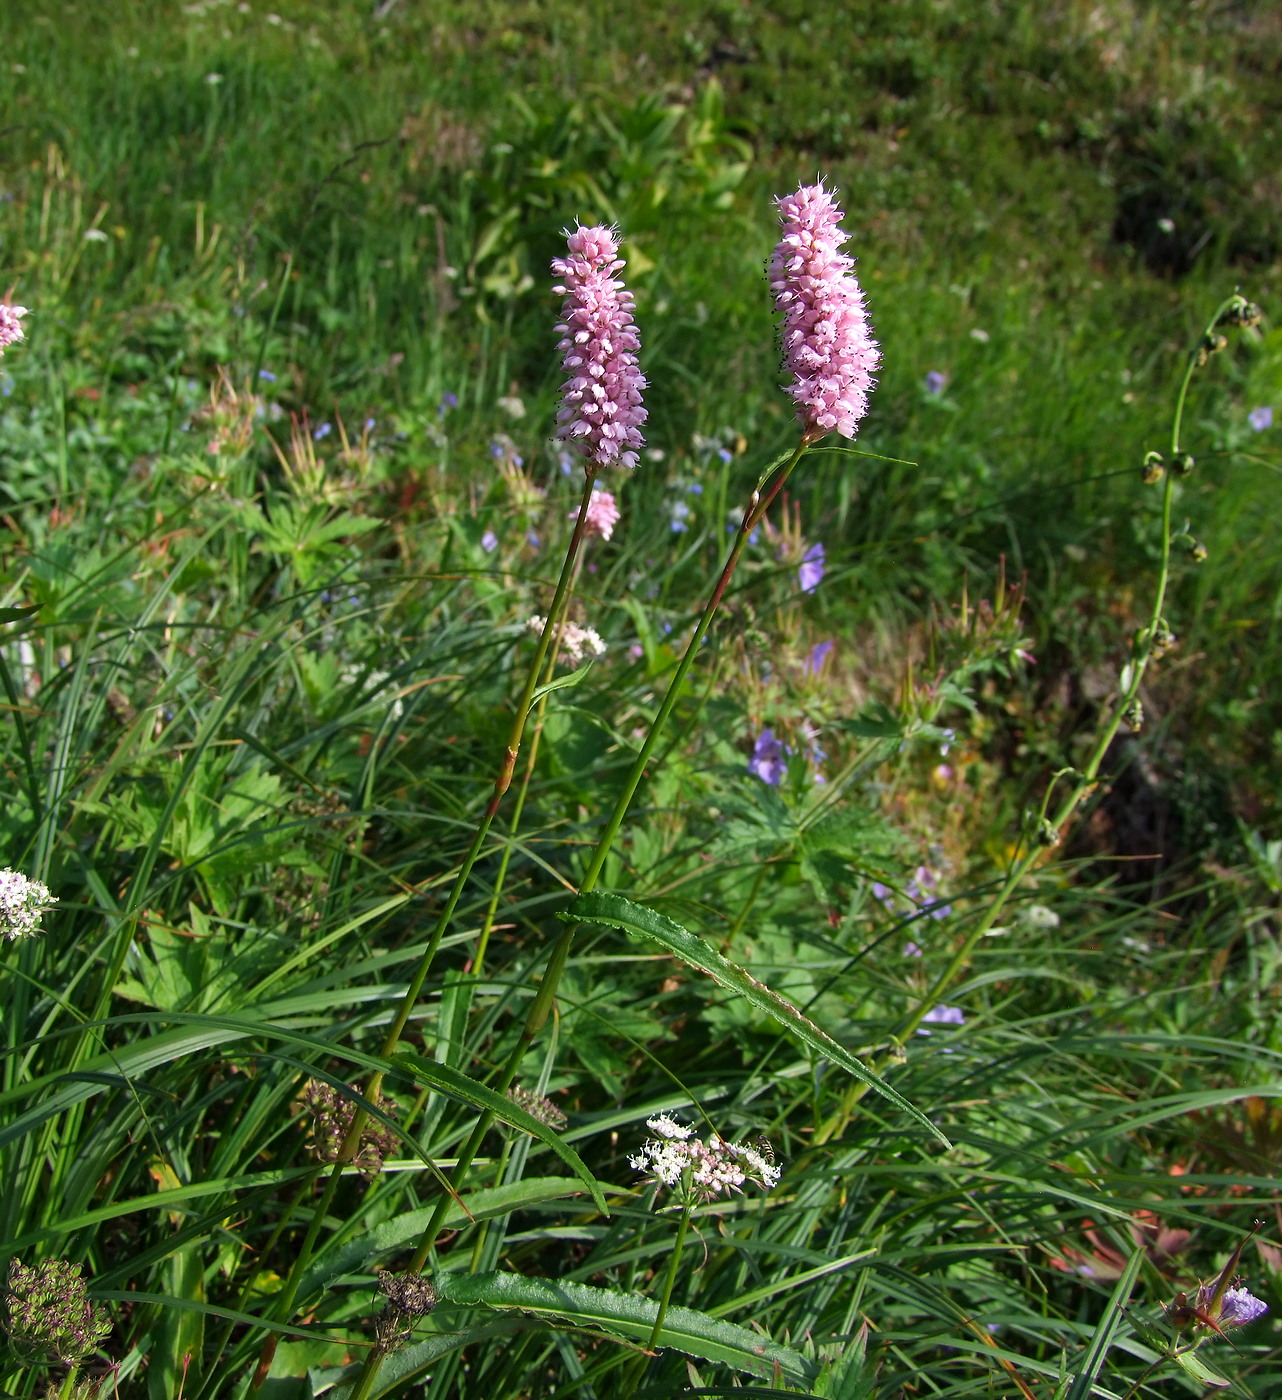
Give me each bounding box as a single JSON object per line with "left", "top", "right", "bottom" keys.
{"left": 302, "top": 1081, "right": 398, "bottom": 1178}
{"left": 506, "top": 1084, "right": 568, "bottom": 1130}
{"left": 3, "top": 1259, "right": 111, "bottom": 1366}
{"left": 377, "top": 1272, "right": 439, "bottom": 1318}
{"left": 374, "top": 1272, "right": 439, "bottom": 1354}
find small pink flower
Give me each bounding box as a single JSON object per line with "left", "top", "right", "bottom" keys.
{"left": 0, "top": 303, "right": 28, "bottom": 354}
{"left": 576, "top": 486, "right": 621, "bottom": 540}
{"left": 552, "top": 226, "right": 647, "bottom": 471}
{"left": 770, "top": 182, "right": 878, "bottom": 440}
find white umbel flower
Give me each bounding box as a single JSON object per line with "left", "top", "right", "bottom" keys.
{"left": 0, "top": 869, "right": 57, "bottom": 940}
{"left": 630, "top": 1118, "right": 781, "bottom": 1203}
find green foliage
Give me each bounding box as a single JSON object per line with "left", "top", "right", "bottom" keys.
{"left": 0, "top": 3, "right": 1279, "bottom": 1399}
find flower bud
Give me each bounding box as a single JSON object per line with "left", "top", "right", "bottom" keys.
{"left": 1171, "top": 452, "right": 1195, "bottom": 476}
{"left": 1141, "top": 451, "right": 1165, "bottom": 485}
{"left": 1217, "top": 299, "right": 1262, "bottom": 329}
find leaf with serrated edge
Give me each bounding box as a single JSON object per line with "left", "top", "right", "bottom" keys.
{"left": 437, "top": 1272, "right": 818, "bottom": 1384}
{"left": 565, "top": 891, "right": 946, "bottom": 1144}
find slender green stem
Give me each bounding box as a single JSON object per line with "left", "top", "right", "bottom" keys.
{"left": 721, "top": 861, "right": 769, "bottom": 952}
{"left": 623, "top": 1191, "right": 694, "bottom": 1391}
{"left": 472, "top": 550, "right": 584, "bottom": 977}
{"left": 247, "top": 1164, "right": 344, "bottom": 1394}
{"left": 815, "top": 296, "right": 1236, "bottom": 1145}
{"left": 646, "top": 1196, "right": 694, "bottom": 1350}
{"left": 261, "top": 474, "right": 599, "bottom": 1371}
{"left": 345, "top": 439, "right": 814, "bottom": 1400}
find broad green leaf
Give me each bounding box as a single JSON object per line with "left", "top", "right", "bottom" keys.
{"left": 0, "top": 604, "right": 41, "bottom": 623}
{"left": 564, "top": 892, "right": 946, "bottom": 1144}
{"left": 435, "top": 1272, "right": 819, "bottom": 1384}
{"left": 322, "top": 1318, "right": 527, "bottom": 1400}
{"left": 1064, "top": 1245, "right": 1143, "bottom": 1400}
{"left": 1171, "top": 1348, "right": 1231, "bottom": 1389}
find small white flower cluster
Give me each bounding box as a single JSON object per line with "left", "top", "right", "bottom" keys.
{"left": 629, "top": 1115, "right": 781, "bottom": 1203}
{"left": 0, "top": 869, "right": 57, "bottom": 941}
{"left": 526, "top": 616, "right": 607, "bottom": 666}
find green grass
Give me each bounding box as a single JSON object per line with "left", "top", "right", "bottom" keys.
{"left": 1, "top": 2, "right": 1281, "bottom": 1397}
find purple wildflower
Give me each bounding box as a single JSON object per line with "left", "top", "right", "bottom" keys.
{"left": 904, "top": 941, "right": 924, "bottom": 957}
{"left": 799, "top": 542, "right": 825, "bottom": 593}
{"left": 313, "top": 422, "right": 332, "bottom": 441}
{"left": 480, "top": 530, "right": 498, "bottom": 553}
{"left": 749, "top": 728, "right": 790, "bottom": 786}
{"left": 918, "top": 1005, "right": 965, "bottom": 1036}
{"left": 717, "top": 447, "right": 733, "bottom": 464}
{"left": 1249, "top": 406, "right": 1273, "bottom": 432}
{"left": 769, "top": 182, "right": 879, "bottom": 440}
{"left": 806, "top": 639, "right": 834, "bottom": 674}
{"left": 258, "top": 368, "right": 277, "bottom": 382}
{"left": 438, "top": 392, "right": 458, "bottom": 416}
{"left": 924, "top": 370, "right": 947, "bottom": 394}
{"left": 1215, "top": 1286, "right": 1269, "bottom": 1327}
{"left": 552, "top": 225, "right": 647, "bottom": 471}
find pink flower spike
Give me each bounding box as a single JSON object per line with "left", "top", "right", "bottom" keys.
{"left": 0, "top": 303, "right": 28, "bottom": 354}
{"left": 576, "top": 486, "right": 621, "bottom": 541}
{"left": 769, "top": 182, "right": 879, "bottom": 441}
{"left": 551, "top": 225, "right": 647, "bottom": 472}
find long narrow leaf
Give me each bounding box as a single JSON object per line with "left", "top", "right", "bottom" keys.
{"left": 435, "top": 1271, "right": 819, "bottom": 1384}
{"left": 565, "top": 891, "right": 946, "bottom": 1143}
{"left": 1064, "top": 1246, "right": 1144, "bottom": 1400}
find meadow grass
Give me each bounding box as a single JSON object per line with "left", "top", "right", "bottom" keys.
{"left": 1, "top": 2, "right": 1281, "bottom": 1397}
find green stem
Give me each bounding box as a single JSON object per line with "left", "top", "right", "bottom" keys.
{"left": 721, "top": 861, "right": 769, "bottom": 952}
{"left": 815, "top": 295, "right": 1235, "bottom": 1145}
{"left": 261, "top": 474, "right": 599, "bottom": 1365}
{"left": 345, "top": 438, "right": 814, "bottom": 1400}
{"left": 624, "top": 1191, "right": 695, "bottom": 1391}
{"left": 248, "top": 1163, "right": 344, "bottom": 1394}
{"left": 646, "top": 1196, "right": 694, "bottom": 1351}
{"left": 472, "top": 551, "right": 584, "bottom": 978}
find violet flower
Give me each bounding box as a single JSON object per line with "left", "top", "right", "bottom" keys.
{"left": 799, "top": 542, "right": 825, "bottom": 593}
{"left": 917, "top": 1005, "right": 965, "bottom": 1035}
{"left": 769, "top": 182, "right": 879, "bottom": 440}
{"left": 925, "top": 370, "right": 947, "bottom": 394}
{"left": 748, "top": 727, "right": 790, "bottom": 786}
{"left": 1248, "top": 406, "right": 1273, "bottom": 432}
{"left": 551, "top": 225, "right": 647, "bottom": 471}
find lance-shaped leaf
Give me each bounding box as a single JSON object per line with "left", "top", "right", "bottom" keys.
{"left": 390, "top": 1051, "right": 608, "bottom": 1215}
{"left": 436, "top": 1272, "right": 819, "bottom": 1385}
{"left": 565, "top": 891, "right": 946, "bottom": 1144}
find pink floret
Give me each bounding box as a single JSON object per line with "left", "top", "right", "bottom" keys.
{"left": 0, "top": 303, "right": 28, "bottom": 354}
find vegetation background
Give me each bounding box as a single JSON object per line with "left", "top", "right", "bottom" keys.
{"left": 1, "top": 0, "right": 1281, "bottom": 1396}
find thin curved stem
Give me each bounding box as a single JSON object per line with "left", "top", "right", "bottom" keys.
{"left": 345, "top": 437, "right": 814, "bottom": 1400}
{"left": 814, "top": 295, "right": 1239, "bottom": 1145}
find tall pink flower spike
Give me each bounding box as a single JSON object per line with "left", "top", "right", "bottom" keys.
{"left": 769, "top": 182, "right": 879, "bottom": 440}
{"left": 552, "top": 226, "right": 647, "bottom": 471}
